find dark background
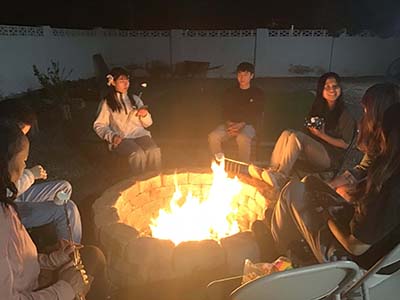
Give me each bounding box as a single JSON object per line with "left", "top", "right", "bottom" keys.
{"left": 1, "top": 0, "right": 400, "bottom": 36}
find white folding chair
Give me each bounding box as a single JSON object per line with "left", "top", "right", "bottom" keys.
{"left": 341, "top": 243, "right": 400, "bottom": 300}
{"left": 207, "top": 261, "right": 359, "bottom": 300}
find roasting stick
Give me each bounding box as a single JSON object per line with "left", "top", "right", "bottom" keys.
{"left": 55, "top": 191, "right": 89, "bottom": 300}
{"left": 215, "top": 152, "right": 250, "bottom": 174}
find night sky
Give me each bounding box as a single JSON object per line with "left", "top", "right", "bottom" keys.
{"left": 1, "top": 0, "right": 400, "bottom": 35}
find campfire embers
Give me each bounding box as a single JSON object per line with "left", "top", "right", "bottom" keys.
{"left": 92, "top": 167, "right": 272, "bottom": 288}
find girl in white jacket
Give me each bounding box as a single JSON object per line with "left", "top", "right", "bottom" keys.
{"left": 93, "top": 67, "right": 161, "bottom": 175}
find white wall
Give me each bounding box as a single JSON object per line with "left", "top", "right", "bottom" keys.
{"left": 1, "top": 25, "right": 400, "bottom": 97}
{"left": 255, "top": 35, "right": 333, "bottom": 76}
{"left": 330, "top": 37, "right": 400, "bottom": 76}
{"left": 170, "top": 30, "right": 255, "bottom": 77}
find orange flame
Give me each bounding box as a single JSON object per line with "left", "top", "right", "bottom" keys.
{"left": 150, "top": 161, "right": 243, "bottom": 245}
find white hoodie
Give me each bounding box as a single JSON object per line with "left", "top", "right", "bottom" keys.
{"left": 93, "top": 93, "right": 153, "bottom": 149}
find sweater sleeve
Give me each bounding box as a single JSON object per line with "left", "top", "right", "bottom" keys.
{"left": 15, "top": 169, "right": 35, "bottom": 198}
{"left": 93, "top": 100, "right": 116, "bottom": 144}
{"left": 133, "top": 95, "right": 153, "bottom": 128}
{"left": 0, "top": 259, "right": 75, "bottom": 300}
{"left": 0, "top": 216, "right": 75, "bottom": 300}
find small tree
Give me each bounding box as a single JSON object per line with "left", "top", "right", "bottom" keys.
{"left": 33, "top": 60, "right": 73, "bottom": 120}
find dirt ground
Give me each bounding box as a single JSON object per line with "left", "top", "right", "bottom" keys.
{"left": 9, "top": 76, "right": 382, "bottom": 299}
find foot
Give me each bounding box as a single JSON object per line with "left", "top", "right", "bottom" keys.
{"left": 248, "top": 164, "right": 264, "bottom": 180}
{"left": 261, "top": 169, "right": 289, "bottom": 190}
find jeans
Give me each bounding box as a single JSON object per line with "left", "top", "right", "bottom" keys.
{"left": 16, "top": 180, "right": 82, "bottom": 243}
{"left": 17, "top": 200, "right": 82, "bottom": 243}
{"left": 114, "top": 136, "right": 162, "bottom": 175}
{"left": 208, "top": 124, "right": 255, "bottom": 163}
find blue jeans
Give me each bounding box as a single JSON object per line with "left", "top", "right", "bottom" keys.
{"left": 114, "top": 136, "right": 162, "bottom": 175}
{"left": 16, "top": 180, "right": 82, "bottom": 243}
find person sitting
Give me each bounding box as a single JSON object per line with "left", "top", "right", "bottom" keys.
{"left": 93, "top": 67, "right": 161, "bottom": 175}
{"left": 208, "top": 62, "right": 265, "bottom": 163}
{"left": 249, "top": 72, "right": 355, "bottom": 191}
{"left": 0, "top": 120, "right": 111, "bottom": 300}
{"left": 268, "top": 83, "right": 400, "bottom": 270}
{"left": 0, "top": 104, "right": 82, "bottom": 243}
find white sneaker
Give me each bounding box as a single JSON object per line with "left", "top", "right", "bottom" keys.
{"left": 248, "top": 164, "right": 264, "bottom": 180}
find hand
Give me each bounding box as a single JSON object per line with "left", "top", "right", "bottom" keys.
{"left": 49, "top": 240, "right": 81, "bottom": 268}
{"left": 308, "top": 127, "right": 325, "bottom": 137}
{"left": 59, "top": 265, "right": 91, "bottom": 297}
{"left": 226, "top": 122, "right": 245, "bottom": 136}
{"left": 29, "top": 165, "right": 47, "bottom": 180}
{"left": 136, "top": 108, "right": 148, "bottom": 117}
{"left": 112, "top": 135, "right": 123, "bottom": 146}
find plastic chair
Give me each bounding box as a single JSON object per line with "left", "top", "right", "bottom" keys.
{"left": 207, "top": 261, "right": 360, "bottom": 300}
{"left": 341, "top": 244, "right": 400, "bottom": 300}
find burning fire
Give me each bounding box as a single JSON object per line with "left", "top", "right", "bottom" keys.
{"left": 150, "top": 161, "right": 243, "bottom": 245}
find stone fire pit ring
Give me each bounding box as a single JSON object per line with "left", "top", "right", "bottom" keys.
{"left": 92, "top": 169, "right": 273, "bottom": 288}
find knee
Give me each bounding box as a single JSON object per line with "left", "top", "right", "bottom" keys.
{"left": 236, "top": 133, "right": 252, "bottom": 145}
{"left": 280, "top": 129, "right": 293, "bottom": 139}
{"left": 60, "top": 180, "right": 72, "bottom": 195}
{"left": 276, "top": 129, "right": 294, "bottom": 142}
{"left": 287, "top": 131, "right": 303, "bottom": 150}
{"left": 130, "top": 148, "right": 146, "bottom": 159}
{"left": 280, "top": 179, "right": 304, "bottom": 206}
{"left": 146, "top": 146, "right": 161, "bottom": 156}
{"left": 208, "top": 129, "right": 222, "bottom": 143}
{"left": 81, "top": 245, "right": 106, "bottom": 275}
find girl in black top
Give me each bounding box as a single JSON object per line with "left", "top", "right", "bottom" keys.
{"left": 270, "top": 83, "right": 400, "bottom": 269}
{"left": 249, "top": 72, "right": 355, "bottom": 191}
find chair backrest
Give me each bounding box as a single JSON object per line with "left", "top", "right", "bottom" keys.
{"left": 342, "top": 243, "right": 400, "bottom": 300}
{"left": 230, "top": 260, "right": 359, "bottom": 300}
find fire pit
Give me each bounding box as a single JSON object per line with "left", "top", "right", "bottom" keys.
{"left": 92, "top": 164, "right": 272, "bottom": 288}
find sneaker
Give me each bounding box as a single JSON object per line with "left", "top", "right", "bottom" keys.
{"left": 261, "top": 169, "right": 289, "bottom": 190}
{"left": 248, "top": 164, "right": 264, "bottom": 180}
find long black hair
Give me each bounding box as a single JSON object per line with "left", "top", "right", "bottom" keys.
{"left": 308, "top": 72, "right": 345, "bottom": 131}
{"left": 0, "top": 120, "right": 26, "bottom": 210}
{"left": 104, "top": 67, "right": 137, "bottom": 113}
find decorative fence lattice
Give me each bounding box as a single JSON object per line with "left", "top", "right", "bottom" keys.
{"left": 267, "top": 29, "right": 328, "bottom": 37}
{"left": 0, "top": 25, "right": 339, "bottom": 38}
{"left": 101, "top": 29, "right": 170, "bottom": 37}
{"left": 0, "top": 25, "right": 44, "bottom": 36}
{"left": 52, "top": 28, "right": 97, "bottom": 37}
{"left": 180, "top": 29, "right": 256, "bottom": 37}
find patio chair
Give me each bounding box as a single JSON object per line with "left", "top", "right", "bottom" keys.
{"left": 340, "top": 243, "right": 400, "bottom": 300}
{"left": 207, "top": 261, "right": 360, "bottom": 300}
{"left": 327, "top": 216, "right": 400, "bottom": 300}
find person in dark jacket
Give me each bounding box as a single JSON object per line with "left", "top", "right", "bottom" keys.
{"left": 208, "top": 62, "right": 264, "bottom": 163}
